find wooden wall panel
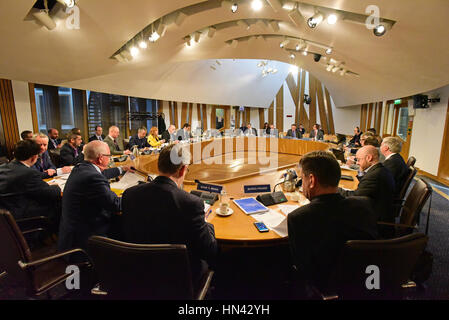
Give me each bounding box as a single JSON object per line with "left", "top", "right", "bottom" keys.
{"left": 286, "top": 73, "right": 299, "bottom": 124}
{"left": 360, "top": 104, "right": 367, "bottom": 132}
{"left": 315, "top": 80, "right": 328, "bottom": 134}
{"left": 245, "top": 107, "right": 251, "bottom": 125}
{"left": 202, "top": 104, "right": 208, "bottom": 130}
{"left": 173, "top": 102, "right": 179, "bottom": 128}
{"left": 0, "top": 79, "right": 20, "bottom": 158}
{"left": 181, "top": 102, "right": 188, "bottom": 126}
{"left": 28, "top": 83, "right": 39, "bottom": 132}
{"left": 367, "top": 103, "right": 373, "bottom": 129}
{"left": 259, "top": 108, "right": 265, "bottom": 129}
{"left": 210, "top": 105, "right": 217, "bottom": 129}
{"left": 375, "top": 102, "right": 383, "bottom": 134}
{"left": 234, "top": 107, "right": 240, "bottom": 129}
{"left": 188, "top": 103, "right": 193, "bottom": 125}
{"left": 324, "top": 87, "right": 335, "bottom": 134}
{"left": 298, "top": 70, "right": 309, "bottom": 129}
{"left": 308, "top": 74, "right": 317, "bottom": 131}
{"left": 268, "top": 101, "right": 274, "bottom": 125}
{"left": 438, "top": 98, "right": 449, "bottom": 182}
{"left": 276, "top": 85, "right": 284, "bottom": 132}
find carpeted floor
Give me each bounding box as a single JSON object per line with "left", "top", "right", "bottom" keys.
{"left": 1, "top": 176, "right": 448, "bottom": 300}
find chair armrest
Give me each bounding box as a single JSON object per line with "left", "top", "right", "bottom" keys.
{"left": 377, "top": 221, "right": 418, "bottom": 230}
{"left": 22, "top": 228, "right": 45, "bottom": 235}
{"left": 15, "top": 216, "right": 49, "bottom": 224}
{"left": 18, "top": 248, "right": 91, "bottom": 270}
{"left": 196, "top": 270, "right": 214, "bottom": 300}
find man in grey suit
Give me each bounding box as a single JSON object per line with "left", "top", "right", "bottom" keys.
{"left": 177, "top": 123, "right": 193, "bottom": 141}
{"left": 309, "top": 124, "right": 324, "bottom": 140}
{"left": 104, "top": 126, "right": 131, "bottom": 156}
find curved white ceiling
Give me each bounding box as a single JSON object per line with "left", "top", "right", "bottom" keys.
{"left": 0, "top": 0, "right": 448, "bottom": 107}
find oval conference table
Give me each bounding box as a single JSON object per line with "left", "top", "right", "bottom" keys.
{"left": 120, "top": 137, "right": 359, "bottom": 247}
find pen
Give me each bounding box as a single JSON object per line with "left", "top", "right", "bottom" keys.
{"left": 205, "top": 209, "right": 212, "bottom": 220}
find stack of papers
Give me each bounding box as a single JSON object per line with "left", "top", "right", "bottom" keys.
{"left": 252, "top": 210, "right": 288, "bottom": 237}
{"left": 47, "top": 178, "right": 67, "bottom": 192}
{"left": 277, "top": 204, "right": 300, "bottom": 215}
{"left": 340, "top": 164, "right": 358, "bottom": 171}
{"left": 110, "top": 171, "right": 146, "bottom": 190}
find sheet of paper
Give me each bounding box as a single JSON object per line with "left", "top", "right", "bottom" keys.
{"left": 47, "top": 179, "right": 66, "bottom": 192}
{"left": 271, "top": 218, "right": 288, "bottom": 238}
{"left": 252, "top": 210, "right": 288, "bottom": 237}
{"left": 340, "top": 164, "right": 358, "bottom": 171}
{"left": 110, "top": 171, "right": 146, "bottom": 190}
{"left": 277, "top": 204, "right": 300, "bottom": 215}
{"left": 204, "top": 202, "right": 211, "bottom": 214}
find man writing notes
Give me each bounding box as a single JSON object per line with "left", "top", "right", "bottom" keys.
{"left": 58, "top": 141, "right": 122, "bottom": 260}
{"left": 121, "top": 144, "right": 218, "bottom": 289}
{"left": 287, "top": 151, "right": 377, "bottom": 291}
{"left": 32, "top": 133, "right": 72, "bottom": 179}
{"left": 104, "top": 125, "right": 131, "bottom": 156}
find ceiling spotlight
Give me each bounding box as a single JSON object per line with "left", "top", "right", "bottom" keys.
{"left": 340, "top": 69, "right": 347, "bottom": 76}
{"left": 325, "top": 48, "right": 333, "bottom": 55}
{"left": 194, "top": 32, "right": 201, "bottom": 43}
{"left": 373, "top": 24, "right": 387, "bottom": 36}
{"left": 332, "top": 66, "right": 340, "bottom": 73}
{"left": 130, "top": 46, "right": 139, "bottom": 58}
{"left": 290, "top": 53, "right": 296, "bottom": 59}
{"left": 326, "top": 64, "right": 333, "bottom": 72}
{"left": 302, "top": 50, "right": 308, "bottom": 56}
{"left": 327, "top": 13, "right": 338, "bottom": 25}
{"left": 251, "top": 0, "right": 263, "bottom": 11}
{"left": 149, "top": 31, "right": 160, "bottom": 42}
{"left": 313, "top": 53, "right": 322, "bottom": 62}
{"left": 307, "top": 12, "right": 323, "bottom": 28}
{"left": 280, "top": 39, "right": 290, "bottom": 48}
{"left": 231, "top": 3, "right": 238, "bottom": 13}
{"left": 295, "top": 41, "right": 305, "bottom": 51}
{"left": 185, "top": 36, "right": 191, "bottom": 47}
{"left": 138, "top": 40, "right": 147, "bottom": 49}
{"left": 56, "top": 0, "right": 75, "bottom": 8}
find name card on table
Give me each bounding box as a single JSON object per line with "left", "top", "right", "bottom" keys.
{"left": 244, "top": 184, "right": 271, "bottom": 194}
{"left": 197, "top": 183, "right": 223, "bottom": 194}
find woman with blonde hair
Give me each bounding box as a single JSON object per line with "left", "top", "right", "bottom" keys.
{"left": 147, "top": 126, "right": 165, "bottom": 147}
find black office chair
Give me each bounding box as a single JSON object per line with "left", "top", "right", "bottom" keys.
{"left": 0, "top": 209, "right": 91, "bottom": 298}
{"left": 393, "top": 166, "right": 418, "bottom": 218}
{"left": 407, "top": 156, "right": 416, "bottom": 167}
{"left": 320, "top": 233, "right": 428, "bottom": 300}
{"left": 87, "top": 236, "right": 214, "bottom": 300}
{"left": 379, "top": 178, "right": 432, "bottom": 238}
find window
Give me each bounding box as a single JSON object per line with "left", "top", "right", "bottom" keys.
{"left": 58, "top": 87, "right": 75, "bottom": 130}
{"left": 396, "top": 107, "right": 409, "bottom": 140}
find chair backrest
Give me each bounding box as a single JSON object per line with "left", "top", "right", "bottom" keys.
{"left": 407, "top": 156, "right": 416, "bottom": 167}
{"left": 87, "top": 236, "right": 194, "bottom": 299}
{"left": 0, "top": 210, "right": 34, "bottom": 289}
{"left": 398, "top": 166, "right": 418, "bottom": 201}
{"left": 48, "top": 149, "right": 61, "bottom": 168}
{"left": 332, "top": 233, "right": 428, "bottom": 299}
{"left": 400, "top": 178, "right": 432, "bottom": 228}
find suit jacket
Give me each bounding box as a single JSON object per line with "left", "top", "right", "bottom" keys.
{"left": 383, "top": 153, "right": 409, "bottom": 196}
{"left": 348, "top": 132, "right": 362, "bottom": 146}
{"left": 0, "top": 160, "right": 61, "bottom": 220}
{"left": 161, "top": 130, "right": 175, "bottom": 143}
{"left": 176, "top": 129, "right": 192, "bottom": 141}
{"left": 286, "top": 129, "right": 303, "bottom": 139}
{"left": 339, "top": 162, "right": 395, "bottom": 223}
{"left": 128, "top": 135, "right": 150, "bottom": 149}
{"left": 48, "top": 138, "right": 61, "bottom": 150}
{"left": 121, "top": 176, "right": 218, "bottom": 285}
{"left": 244, "top": 128, "right": 258, "bottom": 136}
{"left": 31, "top": 151, "right": 57, "bottom": 179}
{"left": 104, "top": 136, "right": 125, "bottom": 155}
{"left": 88, "top": 134, "right": 105, "bottom": 142}
{"left": 309, "top": 129, "right": 324, "bottom": 140}
{"left": 287, "top": 194, "right": 378, "bottom": 290}
{"left": 60, "top": 143, "right": 84, "bottom": 167}
{"left": 58, "top": 161, "right": 121, "bottom": 255}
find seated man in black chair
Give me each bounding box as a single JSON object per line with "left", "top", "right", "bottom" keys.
{"left": 32, "top": 133, "right": 72, "bottom": 179}
{"left": 0, "top": 140, "right": 62, "bottom": 230}
{"left": 121, "top": 144, "right": 218, "bottom": 290}
{"left": 60, "top": 132, "right": 84, "bottom": 166}
{"left": 128, "top": 126, "right": 151, "bottom": 149}
{"left": 380, "top": 136, "right": 409, "bottom": 197}
{"left": 288, "top": 151, "right": 378, "bottom": 292}
{"left": 286, "top": 124, "right": 303, "bottom": 139}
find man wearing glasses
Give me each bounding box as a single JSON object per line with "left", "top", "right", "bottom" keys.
{"left": 58, "top": 140, "right": 132, "bottom": 261}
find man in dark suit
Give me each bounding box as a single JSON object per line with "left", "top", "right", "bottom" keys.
{"left": 32, "top": 133, "right": 72, "bottom": 179}
{"left": 309, "top": 124, "right": 324, "bottom": 140}
{"left": 347, "top": 127, "right": 362, "bottom": 147}
{"left": 161, "top": 124, "right": 177, "bottom": 143}
{"left": 121, "top": 144, "right": 218, "bottom": 288}
{"left": 339, "top": 145, "right": 395, "bottom": 224}
{"left": 380, "top": 136, "right": 409, "bottom": 196}
{"left": 88, "top": 126, "right": 105, "bottom": 142}
{"left": 288, "top": 151, "right": 378, "bottom": 291}
{"left": 286, "top": 124, "right": 303, "bottom": 139}
{"left": 60, "top": 133, "right": 84, "bottom": 166}
{"left": 58, "top": 140, "right": 124, "bottom": 259}
{"left": 128, "top": 127, "right": 151, "bottom": 149}
{"left": 298, "top": 124, "right": 306, "bottom": 135}
{"left": 20, "top": 130, "right": 33, "bottom": 140}
{"left": 0, "top": 140, "right": 61, "bottom": 225}
{"left": 244, "top": 123, "right": 258, "bottom": 136}
{"left": 47, "top": 128, "right": 62, "bottom": 150}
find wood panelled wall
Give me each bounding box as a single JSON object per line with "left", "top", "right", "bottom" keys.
{"left": 360, "top": 102, "right": 383, "bottom": 133}
{"left": 438, "top": 98, "right": 449, "bottom": 183}
{"left": 0, "top": 79, "right": 20, "bottom": 158}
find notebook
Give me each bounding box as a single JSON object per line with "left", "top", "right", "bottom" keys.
{"left": 233, "top": 198, "right": 269, "bottom": 215}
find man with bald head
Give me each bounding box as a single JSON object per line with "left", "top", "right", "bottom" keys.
{"left": 58, "top": 140, "right": 123, "bottom": 259}
{"left": 104, "top": 125, "right": 131, "bottom": 156}
{"left": 339, "top": 145, "right": 395, "bottom": 228}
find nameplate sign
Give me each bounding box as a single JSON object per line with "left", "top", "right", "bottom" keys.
{"left": 244, "top": 184, "right": 271, "bottom": 194}
{"left": 197, "top": 183, "right": 223, "bottom": 194}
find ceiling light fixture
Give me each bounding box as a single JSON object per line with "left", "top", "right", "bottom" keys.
{"left": 56, "top": 0, "right": 75, "bottom": 8}
{"left": 290, "top": 53, "right": 296, "bottom": 59}
{"left": 251, "top": 0, "right": 263, "bottom": 11}
{"left": 185, "top": 36, "right": 192, "bottom": 47}
{"left": 373, "top": 23, "right": 388, "bottom": 36}
{"left": 280, "top": 39, "right": 290, "bottom": 48}
{"left": 149, "top": 31, "right": 160, "bottom": 42}
{"left": 327, "top": 13, "right": 338, "bottom": 25}
{"left": 307, "top": 12, "right": 323, "bottom": 28}
{"left": 326, "top": 64, "right": 333, "bottom": 72}
{"left": 130, "top": 46, "right": 140, "bottom": 58}
{"left": 138, "top": 39, "right": 147, "bottom": 49}
{"left": 325, "top": 47, "right": 333, "bottom": 54}
{"left": 194, "top": 32, "right": 201, "bottom": 43}
{"left": 340, "top": 69, "right": 347, "bottom": 76}
{"left": 302, "top": 49, "right": 308, "bottom": 56}
{"left": 231, "top": 3, "right": 238, "bottom": 13}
